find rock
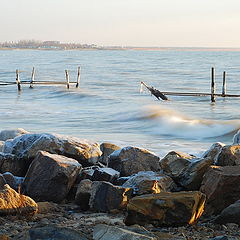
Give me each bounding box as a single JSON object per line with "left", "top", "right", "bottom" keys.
{"left": 125, "top": 191, "right": 206, "bottom": 227}
{"left": 215, "top": 200, "right": 240, "bottom": 224}
{"left": 113, "top": 176, "right": 130, "bottom": 186}
{"left": 0, "top": 153, "right": 26, "bottom": 176}
{"left": 159, "top": 151, "right": 193, "bottom": 180}
{"left": 202, "top": 142, "right": 225, "bottom": 164}
{"left": 23, "top": 151, "right": 82, "bottom": 202}
{"left": 89, "top": 181, "right": 133, "bottom": 212}
{"left": 75, "top": 179, "right": 92, "bottom": 210}
{"left": 200, "top": 166, "right": 240, "bottom": 215}
{"left": 21, "top": 225, "right": 88, "bottom": 240}
{"left": 215, "top": 145, "right": 240, "bottom": 166}
{"left": 100, "top": 142, "right": 121, "bottom": 165}
{"left": 93, "top": 224, "right": 156, "bottom": 240}
{"left": 0, "top": 128, "right": 29, "bottom": 141}
{"left": 233, "top": 129, "right": 240, "bottom": 144}
{"left": 210, "top": 236, "right": 229, "bottom": 240}
{"left": 177, "top": 157, "right": 213, "bottom": 190}
{"left": 37, "top": 201, "right": 60, "bottom": 214}
{"left": 3, "top": 133, "right": 102, "bottom": 167}
{"left": 92, "top": 167, "right": 120, "bottom": 182}
{"left": 0, "top": 184, "right": 38, "bottom": 216}
{"left": 122, "top": 171, "right": 176, "bottom": 195}
{"left": 2, "top": 172, "right": 24, "bottom": 191}
{"left": 108, "top": 146, "right": 160, "bottom": 177}
{"left": 77, "top": 166, "right": 96, "bottom": 182}
{"left": 0, "top": 141, "right": 4, "bottom": 152}
{"left": 0, "top": 174, "right": 6, "bottom": 189}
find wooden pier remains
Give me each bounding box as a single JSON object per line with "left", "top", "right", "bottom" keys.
{"left": 141, "top": 67, "right": 240, "bottom": 102}
{"left": 0, "top": 67, "right": 81, "bottom": 91}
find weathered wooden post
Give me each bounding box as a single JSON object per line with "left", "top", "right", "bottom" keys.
{"left": 65, "top": 70, "right": 70, "bottom": 89}
{"left": 222, "top": 71, "right": 226, "bottom": 97}
{"left": 211, "top": 67, "right": 215, "bottom": 102}
{"left": 16, "top": 69, "right": 21, "bottom": 91}
{"left": 30, "top": 67, "right": 35, "bottom": 88}
{"left": 76, "top": 66, "right": 81, "bottom": 88}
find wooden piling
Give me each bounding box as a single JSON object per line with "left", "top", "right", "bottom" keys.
{"left": 76, "top": 67, "right": 81, "bottom": 88}
{"left": 222, "top": 71, "right": 226, "bottom": 97}
{"left": 16, "top": 70, "right": 21, "bottom": 91}
{"left": 211, "top": 67, "right": 215, "bottom": 102}
{"left": 65, "top": 70, "right": 70, "bottom": 89}
{"left": 30, "top": 67, "right": 35, "bottom": 88}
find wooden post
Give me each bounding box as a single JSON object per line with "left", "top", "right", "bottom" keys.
{"left": 16, "top": 69, "right": 21, "bottom": 91}
{"left": 76, "top": 66, "right": 81, "bottom": 88}
{"left": 30, "top": 67, "right": 35, "bottom": 88}
{"left": 222, "top": 71, "right": 226, "bottom": 97}
{"left": 65, "top": 70, "right": 70, "bottom": 89}
{"left": 211, "top": 67, "right": 215, "bottom": 102}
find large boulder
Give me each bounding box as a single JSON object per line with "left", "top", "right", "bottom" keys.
{"left": 23, "top": 151, "right": 82, "bottom": 202}
{"left": 0, "top": 128, "right": 29, "bottom": 141}
{"left": 93, "top": 224, "right": 156, "bottom": 240}
{"left": 125, "top": 191, "right": 206, "bottom": 227}
{"left": 89, "top": 181, "right": 132, "bottom": 212}
{"left": 215, "top": 145, "right": 240, "bottom": 166}
{"left": 122, "top": 171, "right": 176, "bottom": 195}
{"left": 100, "top": 142, "right": 121, "bottom": 165}
{"left": 0, "top": 184, "right": 38, "bottom": 216}
{"left": 108, "top": 147, "right": 160, "bottom": 177}
{"left": 200, "top": 166, "right": 240, "bottom": 215}
{"left": 3, "top": 133, "right": 102, "bottom": 167}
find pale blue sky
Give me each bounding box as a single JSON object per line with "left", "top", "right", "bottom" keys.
{"left": 1, "top": 0, "right": 240, "bottom": 47}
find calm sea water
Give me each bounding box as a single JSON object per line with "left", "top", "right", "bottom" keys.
{"left": 1, "top": 49, "right": 240, "bottom": 157}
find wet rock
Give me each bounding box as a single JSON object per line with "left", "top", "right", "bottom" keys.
{"left": 93, "top": 224, "right": 156, "bottom": 240}
{"left": 75, "top": 179, "right": 92, "bottom": 211}
{"left": 202, "top": 142, "right": 225, "bottom": 164}
{"left": 200, "top": 166, "right": 240, "bottom": 215}
{"left": 0, "top": 153, "right": 26, "bottom": 177}
{"left": 159, "top": 151, "right": 193, "bottom": 180}
{"left": 92, "top": 167, "right": 120, "bottom": 182}
{"left": 21, "top": 225, "right": 88, "bottom": 240}
{"left": 113, "top": 176, "right": 130, "bottom": 186}
{"left": 3, "top": 133, "right": 102, "bottom": 167}
{"left": 122, "top": 171, "right": 176, "bottom": 195}
{"left": 0, "top": 184, "right": 38, "bottom": 216}
{"left": 215, "top": 200, "right": 240, "bottom": 224}
{"left": 215, "top": 145, "right": 240, "bottom": 166}
{"left": 108, "top": 146, "right": 160, "bottom": 177}
{"left": 100, "top": 142, "right": 121, "bottom": 165}
{"left": 233, "top": 129, "right": 240, "bottom": 144}
{"left": 23, "top": 151, "right": 82, "bottom": 202}
{"left": 89, "top": 181, "right": 133, "bottom": 212}
{"left": 0, "top": 128, "right": 29, "bottom": 141}
{"left": 2, "top": 172, "right": 24, "bottom": 191}
{"left": 125, "top": 191, "right": 206, "bottom": 227}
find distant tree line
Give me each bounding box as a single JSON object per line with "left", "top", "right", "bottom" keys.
{"left": 0, "top": 40, "right": 101, "bottom": 50}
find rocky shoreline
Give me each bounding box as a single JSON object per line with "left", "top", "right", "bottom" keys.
{"left": 0, "top": 128, "right": 239, "bottom": 240}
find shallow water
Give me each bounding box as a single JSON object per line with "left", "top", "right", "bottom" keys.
{"left": 0, "top": 49, "right": 240, "bottom": 157}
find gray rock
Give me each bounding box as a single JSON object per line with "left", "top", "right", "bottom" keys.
{"left": 108, "top": 146, "right": 160, "bottom": 177}
{"left": 92, "top": 167, "right": 120, "bottom": 182}
{"left": 24, "top": 151, "right": 82, "bottom": 202}
{"left": 0, "top": 128, "right": 29, "bottom": 141}
{"left": 93, "top": 224, "right": 156, "bottom": 240}
{"left": 75, "top": 179, "right": 92, "bottom": 210}
{"left": 0, "top": 174, "right": 7, "bottom": 189}
{"left": 2, "top": 172, "right": 24, "bottom": 191}
{"left": 3, "top": 133, "right": 102, "bottom": 167}
{"left": 122, "top": 171, "right": 176, "bottom": 195}
{"left": 100, "top": 142, "right": 121, "bottom": 165}
{"left": 89, "top": 181, "right": 133, "bottom": 212}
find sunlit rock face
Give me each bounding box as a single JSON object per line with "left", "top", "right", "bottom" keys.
{"left": 3, "top": 133, "right": 102, "bottom": 167}
{"left": 125, "top": 191, "right": 206, "bottom": 227}
{"left": 23, "top": 151, "right": 82, "bottom": 203}
{"left": 200, "top": 165, "right": 240, "bottom": 215}
{"left": 108, "top": 146, "right": 160, "bottom": 177}
{"left": 0, "top": 184, "right": 38, "bottom": 216}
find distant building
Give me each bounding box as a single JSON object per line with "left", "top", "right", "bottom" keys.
{"left": 43, "top": 41, "right": 60, "bottom": 45}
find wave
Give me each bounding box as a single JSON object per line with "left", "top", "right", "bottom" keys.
{"left": 141, "top": 105, "right": 240, "bottom": 139}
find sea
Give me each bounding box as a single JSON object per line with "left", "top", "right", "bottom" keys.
{"left": 0, "top": 49, "right": 240, "bottom": 158}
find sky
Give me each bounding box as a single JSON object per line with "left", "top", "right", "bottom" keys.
{"left": 1, "top": 0, "right": 240, "bottom": 47}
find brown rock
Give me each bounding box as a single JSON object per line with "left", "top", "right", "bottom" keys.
{"left": 200, "top": 165, "right": 240, "bottom": 215}
{"left": 0, "top": 184, "right": 38, "bottom": 216}
{"left": 23, "top": 151, "right": 82, "bottom": 202}
{"left": 108, "top": 146, "right": 160, "bottom": 177}
{"left": 202, "top": 142, "right": 225, "bottom": 164}
{"left": 125, "top": 191, "right": 206, "bottom": 227}
{"left": 216, "top": 145, "right": 240, "bottom": 166}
